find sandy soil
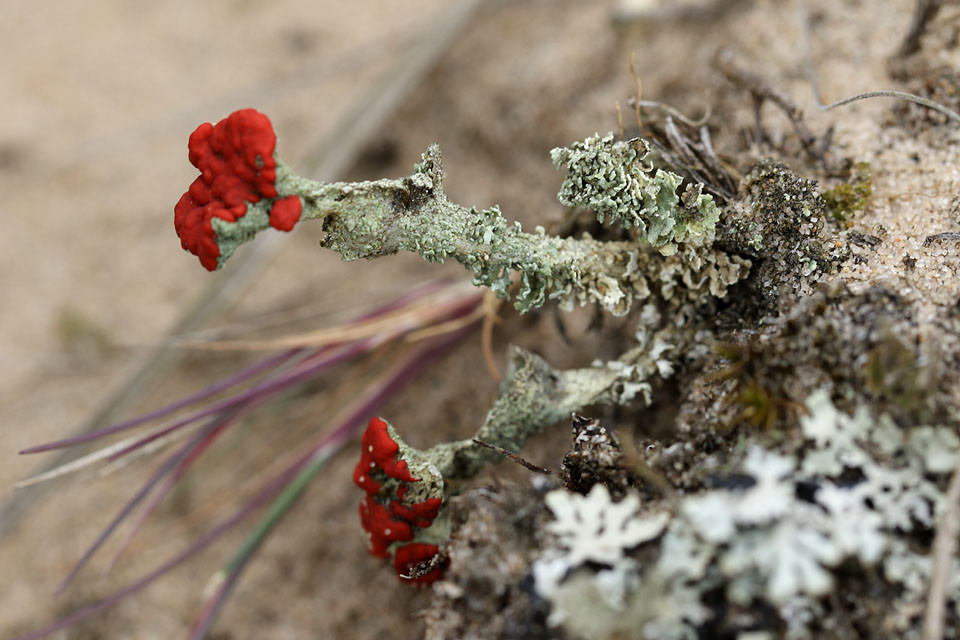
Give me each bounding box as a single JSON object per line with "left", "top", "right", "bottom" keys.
{"left": 2, "top": 0, "right": 957, "bottom": 638}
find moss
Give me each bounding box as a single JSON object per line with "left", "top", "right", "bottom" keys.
{"left": 734, "top": 381, "right": 779, "bottom": 432}
{"left": 863, "top": 334, "right": 926, "bottom": 414}
{"left": 822, "top": 162, "right": 872, "bottom": 223}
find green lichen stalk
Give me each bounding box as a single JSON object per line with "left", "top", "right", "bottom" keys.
{"left": 211, "top": 141, "right": 744, "bottom": 315}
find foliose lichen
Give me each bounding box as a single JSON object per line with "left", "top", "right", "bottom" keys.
{"left": 529, "top": 390, "right": 960, "bottom": 639}
{"left": 550, "top": 133, "right": 720, "bottom": 256}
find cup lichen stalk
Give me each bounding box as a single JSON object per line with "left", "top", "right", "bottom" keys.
{"left": 352, "top": 333, "right": 681, "bottom": 583}
{"left": 175, "top": 110, "right": 749, "bottom": 316}
{"left": 172, "top": 109, "right": 749, "bottom": 590}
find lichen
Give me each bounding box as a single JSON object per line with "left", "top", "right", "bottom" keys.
{"left": 185, "top": 117, "right": 747, "bottom": 316}
{"left": 541, "top": 484, "right": 669, "bottom": 568}
{"left": 550, "top": 133, "right": 720, "bottom": 255}
{"left": 528, "top": 391, "right": 960, "bottom": 639}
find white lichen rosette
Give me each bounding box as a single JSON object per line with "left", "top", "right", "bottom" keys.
{"left": 533, "top": 484, "right": 669, "bottom": 626}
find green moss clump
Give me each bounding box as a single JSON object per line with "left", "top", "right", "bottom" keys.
{"left": 823, "top": 162, "right": 872, "bottom": 223}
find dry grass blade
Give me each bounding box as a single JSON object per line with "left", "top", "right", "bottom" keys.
{"left": 176, "top": 281, "right": 479, "bottom": 351}
{"left": 14, "top": 422, "right": 203, "bottom": 489}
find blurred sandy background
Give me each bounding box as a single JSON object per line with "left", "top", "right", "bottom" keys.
{"left": 2, "top": 0, "right": 954, "bottom": 638}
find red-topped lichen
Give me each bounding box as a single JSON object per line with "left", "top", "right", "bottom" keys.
{"left": 269, "top": 194, "right": 302, "bottom": 231}
{"left": 353, "top": 416, "right": 445, "bottom": 582}
{"left": 174, "top": 108, "right": 300, "bottom": 270}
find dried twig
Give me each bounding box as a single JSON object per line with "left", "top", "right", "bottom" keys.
{"left": 818, "top": 90, "right": 960, "bottom": 126}
{"left": 714, "top": 48, "right": 821, "bottom": 159}
{"left": 924, "top": 231, "right": 960, "bottom": 246}
{"left": 898, "top": 0, "right": 944, "bottom": 58}
{"left": 471, "top": 438, "right": 555, "bottom": 476}
{"left": 922, "top": 455, "right": 960, "bottom": 640}
{"left": 627, "top": 97, "right": 711, "bottom": 128}
{"left": 624, "top": 99, "right": 737, "bottom": 201}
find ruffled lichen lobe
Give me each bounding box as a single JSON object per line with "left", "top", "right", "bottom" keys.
{"left": 551, "top": 133, "right": 720, "bottom": 255}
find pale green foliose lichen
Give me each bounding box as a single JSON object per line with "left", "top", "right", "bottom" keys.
{"left": 531, "top": 390, "right": 960, "bottom": 640}
{"left": 409, "top": 337, "right": 685, "bottom": 484}
{"left": 551, "top": 133, "right": 720, "bottom": 255}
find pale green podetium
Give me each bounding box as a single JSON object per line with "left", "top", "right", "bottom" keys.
{"left": 209, "top": 141, "right": 741, "bottom": 315}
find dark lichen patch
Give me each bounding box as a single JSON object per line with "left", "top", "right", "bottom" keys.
{"left": 391, "top": 176, "right": 434, "bottom": 214}
{"left": 693, "top": 282, "right": 955, "bottom": 434}
{"left": 822, "top": 162, "right": 872, "bottom": 223}
{"left": 561, "top": 414, "right": 635, "bottom": 498}
{"left": 715, "top": 160, "right": 840, "bottom": 315}
{"left": 422, "top": 482, "right": 557, "bottom": 640}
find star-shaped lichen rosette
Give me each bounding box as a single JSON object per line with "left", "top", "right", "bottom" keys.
{"left": 174, "top": 109, "right": 302, "bottom": 270}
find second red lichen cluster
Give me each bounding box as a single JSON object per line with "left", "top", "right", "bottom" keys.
{"left": 354, "top": 417, "right": 444, "bottom": 584}
{"left": 174, "top": 109, "right": 302, "bottom": 270}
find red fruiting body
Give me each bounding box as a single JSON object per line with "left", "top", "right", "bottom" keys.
{"left": 356, "top": 417, "right": 416, "bottom": 483}
{"left": 353, "top": 417, "right": 445, "bottom": 582}
{"left": 388, "top": 497, "right": 442, "bottom": 529}
{"left": 174, "top": 109, "right": 300, "bottom": 270}
{"left": 352, "top": 459, "right": 382, "bottom": 495}
{"left": 269, "top": 195, "right": 303, "bottom": 231}
{"left": 358, "top": 496, "right": 414, "bottom": 558}
{"left": 394, "top": 543, "right": 442, "bottom": 585}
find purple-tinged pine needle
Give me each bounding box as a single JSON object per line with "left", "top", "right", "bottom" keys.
{"left": 105, "top": 413, "right": 240, "bottom": 573}
{"left": 15, "top": 312, "right": 479, "bottom": 640}
{"left": 16, "top": 278, "right": 483, "bottom": 640}
{"left": 20, "top": 279, "right": 458, "bottom": 456}
{"left": 189, "top": 316, "right": 481, "bottom": 639}
{"left": 53, "top": 410, "right": 240, "bottom": 596}
{"left": 19, "top": 349, "right": 302, "bottom": 455}
{"left": 11, "top": 442, "right": 313, "bottom": 640}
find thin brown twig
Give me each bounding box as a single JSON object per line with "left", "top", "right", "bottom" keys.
{"left": 627, "top": 97, "right": 712, "bottom": 128}
{"left": 629, "top": 52, "right": 644, "bottom": 133}
{"left": 922, "top": 454, "right": 960, "bottom": 640}
{"left": 714, "top": 48, "right": 821, "bottom": 158}
{"left": 472, "top": 438, "right": 555, "bottom": 475}
{"left": 899, "top": 0, "right": 944, "bottom": 58}
{"left": 480, "top": 289, "right": 504, "bottom": 382}
{"left": 616, "top": 101, "right": 625, "bottom": 140}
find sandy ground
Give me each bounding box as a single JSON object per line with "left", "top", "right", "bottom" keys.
{"left": 2, "top": 0, "right": 958, "bottom": 638}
